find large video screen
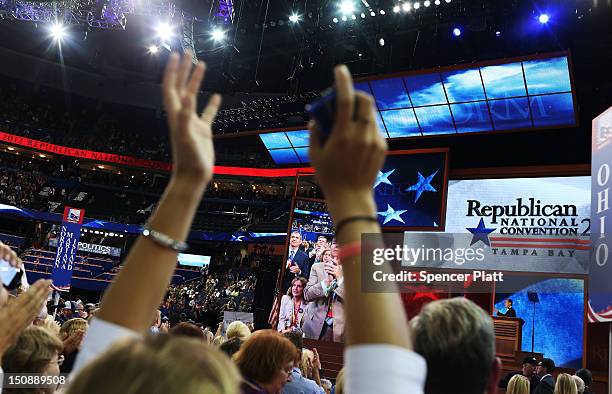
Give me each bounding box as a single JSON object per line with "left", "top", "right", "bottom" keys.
{"left": 177, "top": 253, "right": 211, "bottom": 268}
{"left": 494, "top": 276, "right": 584, "bottom": 369}
{"left": 260, "top": 53, "right": 576, "bottom": 164}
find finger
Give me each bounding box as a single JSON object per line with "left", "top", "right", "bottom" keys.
{"left": 162, "top": 53, "right": 180, "bottom": 109}
{"left": 177, "top": 51, "right": 193, "bottom": 92}
{"left": 307, "top": 120, "right": 322, "bottom": 162}
{"left": 186, "top": 61, "right": 206, "bottom": 99}
{"left": 333, "top": 64, "right": 355, "bottom": 132}
{"left": 355, "top": 92, "right": 376, "bottom": 122}
{"left": 201, "top": 93, "right": 222, "bottom": 124}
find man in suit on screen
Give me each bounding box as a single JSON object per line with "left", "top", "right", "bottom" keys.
{"left": 282, "top": 231, "right": 311, "bottom": 292}
{"left": 302, "top": 248, "right": 344, "bottom": 342}
{"left": 496, "top": 298, "right": 517, "bottom": 318}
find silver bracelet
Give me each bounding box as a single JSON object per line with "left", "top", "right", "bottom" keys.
{"left": 141, "top": 226, "right": 188, "bottom": 252}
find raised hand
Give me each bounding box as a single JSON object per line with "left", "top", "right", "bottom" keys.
{"left": 308, "top": 65, "right": 387, "bottom": 223}
{"left": 162, "top": 51, "right": 221, "bottom": 185}
{"left": 312, "top": 348, "right": 322, "bottom": 371}
{"left": 0, "top": 279, "right": 51, "bottom": 358}
{"left": 0, "top": 240, "right": 22, "bottom": 270}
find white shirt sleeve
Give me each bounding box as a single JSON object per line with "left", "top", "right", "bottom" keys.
{"left": 71, "top": 318, "right": 140, "bottom": 378}
{"left": 345, "top": 344, "right": 426, "bottom": 394}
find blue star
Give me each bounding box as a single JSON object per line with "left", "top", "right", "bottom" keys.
{"left": 230, "top": 234, "right": 246, "bottom": 242}
{"left": 374, "top": 169, "right": 396, "bottom": 189}
{"left": 406, "top": 171, "right": 438, "bottom": 202}
{"left": 377, "top": 204, "right": 407, "bottom": 225}
{"left": 466, "top": 218, "right": 496, "bottom": 246}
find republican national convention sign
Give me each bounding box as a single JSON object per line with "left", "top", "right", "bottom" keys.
{"left": 426, "top": 176, "right": 592, "bottom": 274}
{"left": 589, "top": 106, "right": 612, "bottom": 323}
{"left": 51, "top": 207, "right": 84, "bottom": 291}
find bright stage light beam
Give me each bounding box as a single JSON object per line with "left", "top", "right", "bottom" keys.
{"left": 156, "top": 22, "right": 173, "bottom": 40}
{"left": 339, "top": 1, "right": 354, "bottom": 15}
{"left": 148, "top": 45, "right": 159, "bottom": 54}
{"left": 289, "top": 13, "right": 299, "bottom": 23}
{"left": 538, "top": 14, "right": 550, "bottom": 24}
{"left": 49, "top": 22, "right": 66, "bottom": 41}
{"left": 453, "top": 27, "right": 462, "bottom": 36}
{"left": 212, "top": 28, "right": 226, "bottom": 41}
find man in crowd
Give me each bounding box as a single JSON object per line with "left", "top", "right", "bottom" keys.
{"left": 496, "top": 298, "right": 517, "bottom": 318}
{"left": 308, "top": 235, "right": 329, "bottom": 265}
{"left": 282, "top": 331, "right": 324, "bottom": 394}
{"left": 534, "top": 358, "right": 556, "bottom": 394}
{"left": 283, "top": 231, "right": 311, "bottom": 291}
{"left": 575, "top": 368, "right": 594, "bottom": 394}
{"left": 499, "top": 356, "right": 540, "bottom": 393}
{"left": 409, "top": 297, "right": 501, "bottom": 394}
{"left": 303, "top": 248, "right": 344, "bottom": 342}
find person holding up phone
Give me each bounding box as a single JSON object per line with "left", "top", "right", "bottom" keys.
{"left": 303, "top": 248, "right": 344, "bottom": 342}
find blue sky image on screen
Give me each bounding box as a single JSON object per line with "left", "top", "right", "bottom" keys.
{"left": 381, "top": 109, "right": 421, "bottom": 137}
{"left": 374, "top": 152, "right": 446, "bottom": 227}
{"left": 285, "top": 129, "right": 310, "bottom": 147}
{"left": 369, "top": 78, "right": 411, "bottom": 110}
{"left": 403, "top": 73, "right": 447, "bottom": 107}
{"left": 451, "top": 101, "right": 492, "bottom": 133}
{"left": 294, "top": 147, "right": 309, "bottom": 163}
{"left": 260, "top": 132, "right": 291, "bottom": 149}
{"left": 268, "top": 148, "right": 298, "bottom": 164}
{"left": 495, "top": 278, "right": 583, "bottom": 369}
{"left": 441, "top": 68, "right": 487, "bottom": 102}
{"left": 488, "top": 97, "right": 532, "bottom": 130}
{"left": 523, "top": 56, "right": 572, "bottom": 95}
{"left": 480, "top": 62, "right": 527, "bottom": 99}
{"left": 375, "top": 111, "right": 389, "bottom": 138}
{"left": 414, "top": 105, "right": 456, "bottom": 135}
{"left": 530, "top": 93, "right": 576, "bottom": 127}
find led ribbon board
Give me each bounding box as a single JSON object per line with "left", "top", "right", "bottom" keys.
{"left": 261, "top": 53, "right": 576, "bottom": 164}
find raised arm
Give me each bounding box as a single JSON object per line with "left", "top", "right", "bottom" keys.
{"left": 308, "top": 65, "right": 411, "bottom": 349}
{"left": 97, "top": 52, "right": 221, "bottom": 333}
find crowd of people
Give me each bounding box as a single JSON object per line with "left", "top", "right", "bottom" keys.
{"left": 0, "top": 53, "right": 603, "bottom": 394}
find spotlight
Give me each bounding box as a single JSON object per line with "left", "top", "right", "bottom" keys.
{"left": 445, "top": 0, "right": 451, "bottom": 2}
{"left": 351, "top": 14, "right": 356, "bottom": 19}
{"left": 538, "top": 13, "right": 549, "bottom": 24}
{"left": 434, "top": 0, "right": 440, "bottom": 4}
{"left": 211, "top": 28, "right": 225, "bottom": 41}
{"left": 289, "top": 13, "right": 299, "bottom": 23}
{"left": 148, "top": 45, "right": 159, "bottom": 54}
{"left": 339, "top": 1, "right": 354, "bottom": 14}
{"left": 452, "top": 27, "right": 462, "bottom": 36}
{"left": 370, "top": 11, "right": 376, "bottom": 16}
{"left": 424, "top": 0, "right": 431, "bottom": 7}
{"left": 156, "top": 22, "right": 173, "bottom": 40}
{"left": 379, "top": 9, "right": 385, "bottom": 14}
{"left": 333, "top": 17, "right": 339, "bottom": 23}
{"left": 495, "top": 30, "right": 501, "bottom": 37}
{"left": 341, "top": 15, "right": 347, "bottom": 21}
{"left": 360, "top": 12, "right": 366, "bottom": 18}
{"left": 413, "top": 2, "right": 420, "bottom": 9}
{"left": 393, "top": 5, "right": 400, "bottom": 13}
{"left": 403, "top": 2, "right": 411, "bottom": 11}
{"left": 49, "top": 22, "right": 66, "bottom": 41}
{"left": 378, "top": 37, "right": 385, "bottom": 46}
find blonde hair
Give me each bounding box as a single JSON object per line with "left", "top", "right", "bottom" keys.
{"left": 300, "top": 349, "right": 314, "bottom": 379}
{"left": 409, "top": 297, "right": 496, "bottom": 394}
{"left": 555, "top": 373, "right": 578, "bottom": 394}
{"left": 335, "top": 368, "right": 345, "bottom": 394}
{"left": 226, "top": 320, "right": 251, "bottom": 341}
{"left": 39, "top": 315, "right": 61, "bottom": 335}
{"left": 2, "top": 326, "right": 62, "bottom": 376}
{"left": 507, "top": 374, "right": 530, "bottom": 394}
{"left": 213, "top": 335, "right": 227, "bottom": 346}
{"left": 60, "top": 318, "right": 88, "bottom": 338}
{"left": 571, "top": 375, "right": 585, "bottom": 394}
{"left": 233, "top": 329, "right": 297, "bottom": 384}
{"left": 66, "top": 334, "right": 240, "bottom": 394}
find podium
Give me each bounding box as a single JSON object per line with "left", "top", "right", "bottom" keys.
{"left": 493, "top": 316, "right": 523, "bottom": 361}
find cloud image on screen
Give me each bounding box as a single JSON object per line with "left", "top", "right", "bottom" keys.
{"left": 404, "top": 73, "right": 447, "bottom": 107}
{"left": 480, "top": 62, "right": 527, "bottom": 99}
{"left": 451, "top": 101, "right": 492, "bottom": 133}
{"left": 530, "top": 93, "right": 576, "bottom": 127}
{"left": 441, "top": 68, "right": 487, "bottom": 103}
{"left": 260, "top": 132, "right": 291, "bottom": 149}
{"left": 489, "top": 97, "right": 532, "bottom": 130}
{"left": 523, "top": 56, "right": 572, "bottom": 95}
{"left": 414, "top": 105, "right": 456, "bottom": 135}
{"left": 369, "top": 78, "right": 411, "bottom": 110}
{"left": 381, "top": 109, "right": 421, "bottom": 137}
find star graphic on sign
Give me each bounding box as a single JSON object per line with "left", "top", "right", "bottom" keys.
{"left": 406, "top": 171, "right": 438, "bottom": 202}
{"left": 466, "top": 218, "right": 496, "bottom": 246}
{"left": 230, "top": 234, "right": 246, "bottom": 242}
{"left": 374, "top": 169, "right": 396, "bottom": 188}
{"left": 377, "top": 204, "right": 407, "bottom": 225}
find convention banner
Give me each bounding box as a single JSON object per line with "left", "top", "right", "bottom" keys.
{"left": 50, "top": 207, "right": 84, "bottom": 291}
{"left": 48, "top": 239, "right": 122, "bottom": 257}
{"left": 588, "top": 106, "right": 612, "bottom": 323}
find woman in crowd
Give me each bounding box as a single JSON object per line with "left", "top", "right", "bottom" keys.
{"left": 2, "top": 326, "right": 63, "bottom": 393}
{"left": 571, "top": 375, "right": 585, "bottom": 394}
{"left": 64, "top": 52, "right": 424, "bottom": 393}
{"left": 555, "top": 373, "right": 578, "bottom": 394}
{"left": 277, "top": 277, "right": 307, "bottom": 333}
{"left": 226, "top": 320, "right": 251, "bottom": 342}
{"left": 507, "top": 374, "right": 530, "bottom": 394}
{"left": 59, "top": 318, "right": 88, "bottom": 373}
{"left": 233, "top": 330, "right": 296, "bottom": 393}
